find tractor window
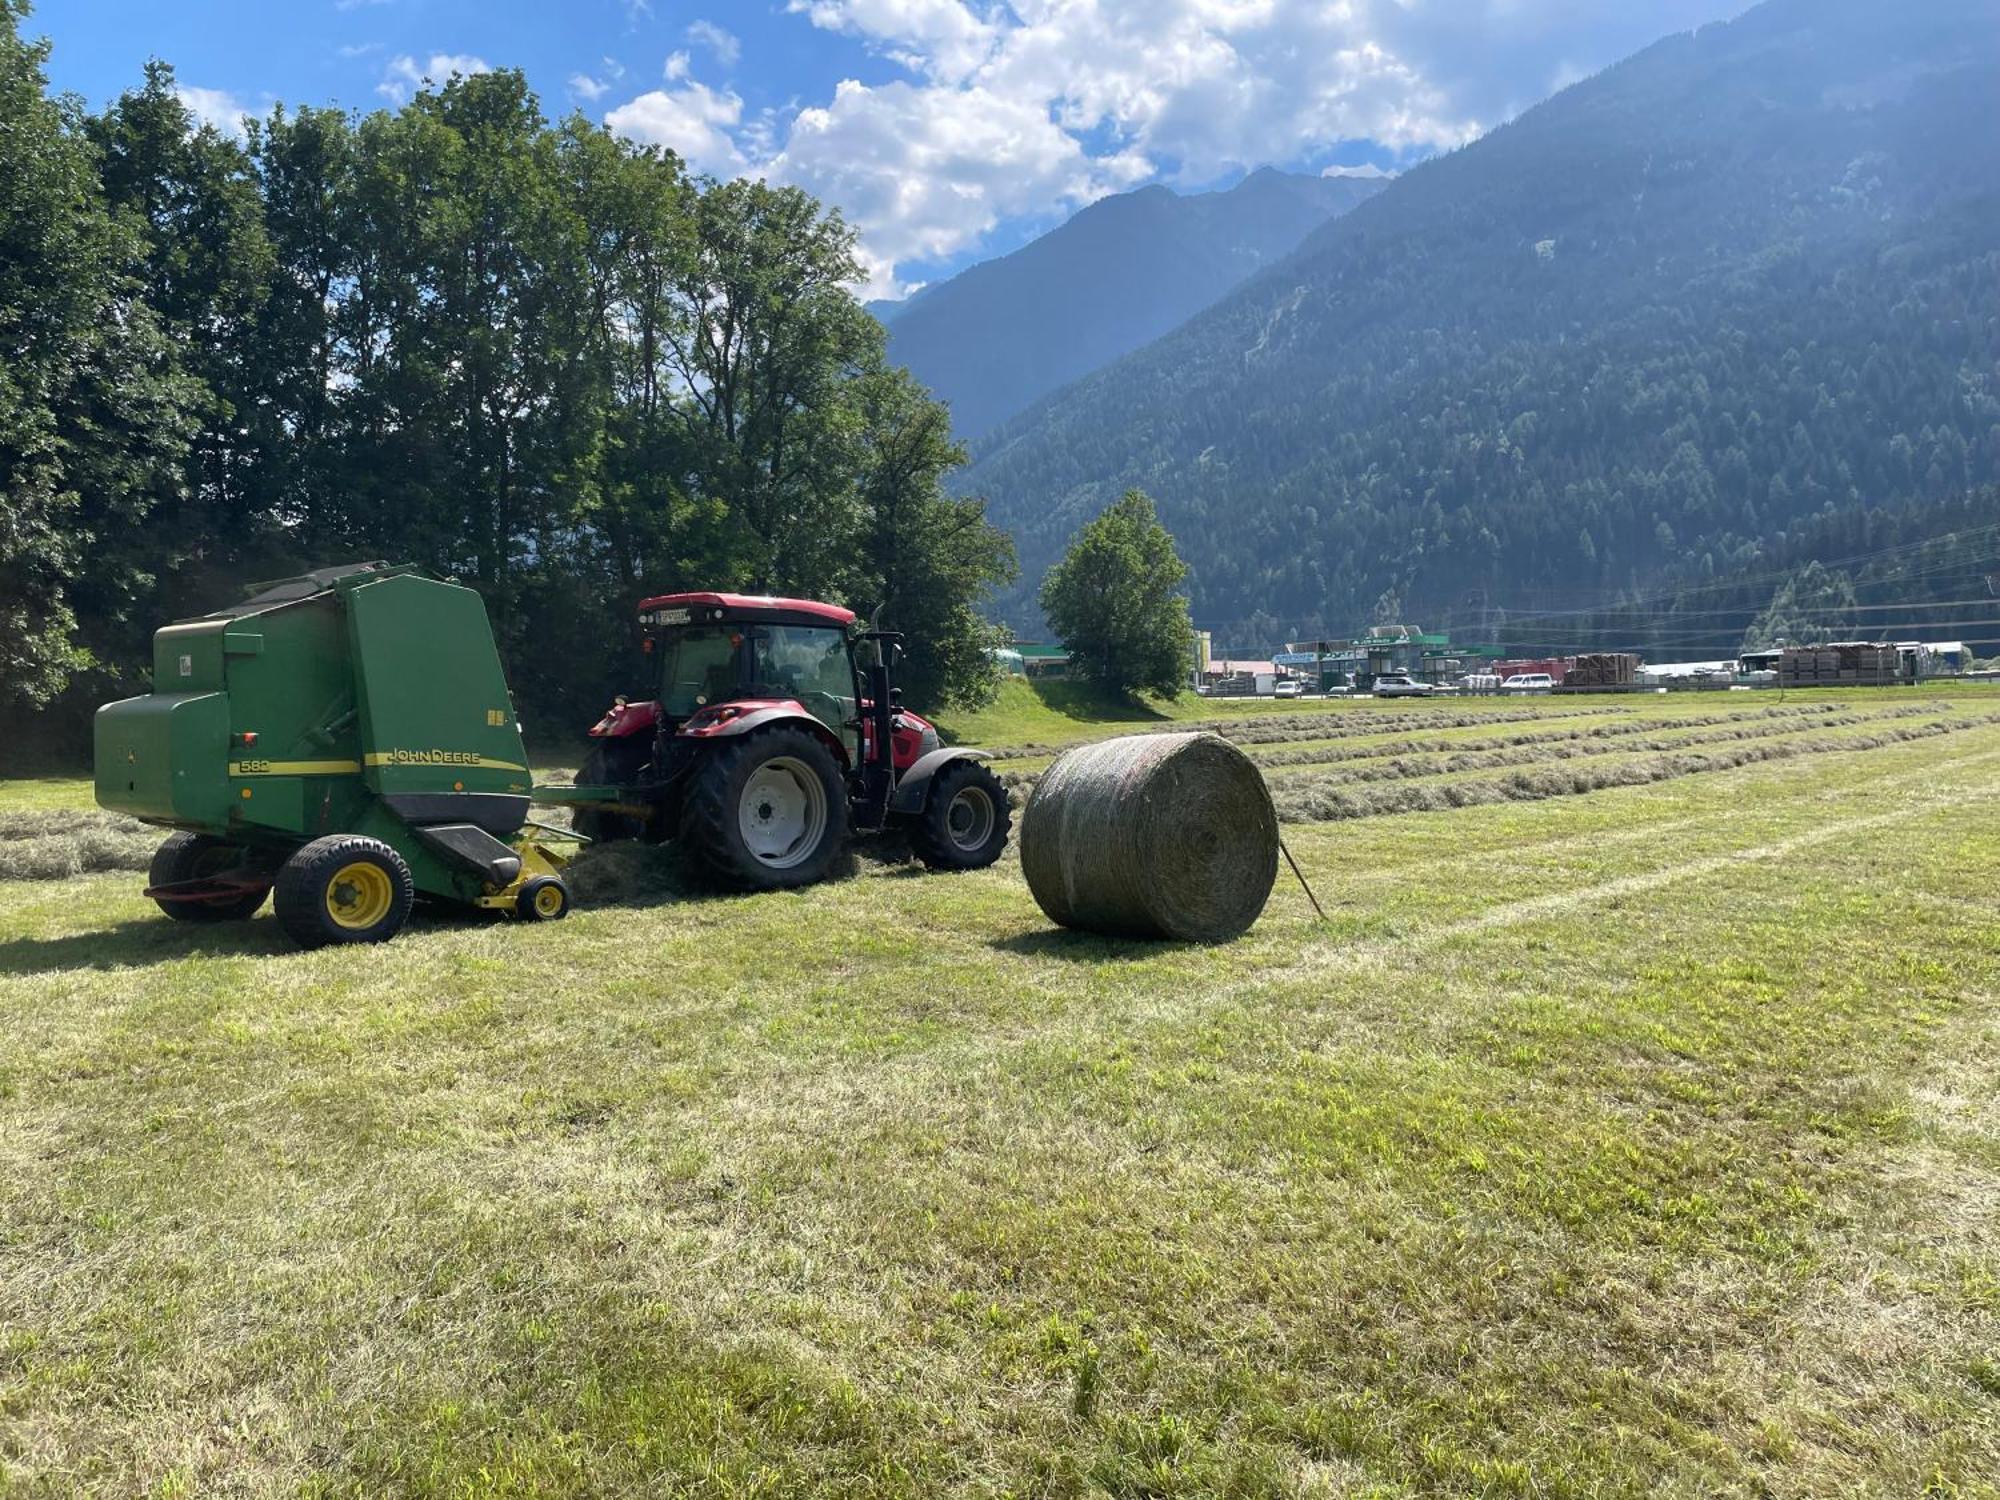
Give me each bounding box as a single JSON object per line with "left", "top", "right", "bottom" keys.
{"left": 658, "top": 626, "right": 742, "bottom": 717}
{"left": 750, "top": 626, "right": 855, "bottom": 732}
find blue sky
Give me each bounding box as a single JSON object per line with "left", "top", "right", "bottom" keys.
{"left": 34, "top": 0, "right": 1746, "bottom": 297}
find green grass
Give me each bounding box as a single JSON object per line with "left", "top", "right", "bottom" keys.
{"left": 4, "top": 690, "right": 1999, "bottom": 1495}
{"left": 941, "top": 678, "right": 1404, "bottom": 748}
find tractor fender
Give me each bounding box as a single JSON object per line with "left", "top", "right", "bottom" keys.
{"left": 889, "top": 747, "right": 991, "bottom": 816}
{"left": 591, "top": 699, "right": 659, "bottom": 739}
{"left": 678, "top": 703, "right": 851, "bottom": 767}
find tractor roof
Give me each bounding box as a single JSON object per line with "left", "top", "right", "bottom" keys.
{"left": 637, "top": 591, "right": 856, "bottom": 627}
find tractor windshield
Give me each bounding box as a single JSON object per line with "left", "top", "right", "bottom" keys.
{"left": 658, "top": 626, "right": 742, "bottom": 717}
{"left": 747, "top": 625, "right": 856, "bottom": 733}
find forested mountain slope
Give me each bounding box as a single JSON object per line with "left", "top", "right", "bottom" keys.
{"left": 963, "top": 0, "right": 2000, "bottom": 642}
{"left": 879, "top": 169, "right": 1382, "bottom": 439}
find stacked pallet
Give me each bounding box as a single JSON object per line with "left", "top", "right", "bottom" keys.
{"left": 1778, "top": 642, "right": 1899, "bottom": 687}
{"left": 1561, "top": 652, "right": 1640, "bottom": 691}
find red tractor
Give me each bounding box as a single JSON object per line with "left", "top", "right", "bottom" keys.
{"left": 541, "top": 592, "right": 1010, "bottom": 888}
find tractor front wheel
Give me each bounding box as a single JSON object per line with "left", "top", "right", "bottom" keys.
{"left": 682, "top": 727, "right": 849, "bottom": 890}
{"left": 149, "top": 832, "right": 269, "bottom": 922}
{"left": 274, "top": 835, "right": 415, "bottom": 949}
{"left": 911, "top": 761, "right": 1012, "bottom": 872}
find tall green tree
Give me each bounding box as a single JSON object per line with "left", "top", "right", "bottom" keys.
{"left": 1039, "top": 490, "right": 1194, "bottom": 699}
{"left": 667, "top": 179, "right": 880, "bottom": 595}
{"left": 2, "top": 15, "right": 1017, "bottom": 749}
{"left": 850, "top": 367, "right": 1016, "bottom": 708}
{"left": 85, "top": 61, "right": 274, "bottom": 637}
{"left": 0, "top": 2, "right": 194, "bottom": 706}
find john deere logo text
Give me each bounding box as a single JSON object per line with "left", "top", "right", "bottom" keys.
{"left": 382, "top": 748, "right": 482, "bottom": 765}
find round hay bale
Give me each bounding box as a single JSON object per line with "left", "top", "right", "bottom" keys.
{"left": 1020, "top": 732, "right": 1278, "bottom": 942}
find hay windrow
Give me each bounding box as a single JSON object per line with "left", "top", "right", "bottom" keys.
{"left": 1243, "top": 700, "right": 1896, "bottom": 771}
{"left": 0, "top": 809, "right": 158, "bottom": 881}
{"left": 1270, "top": 716, "right": 1996, "bottom": 823}
{"left": 1258, "top": 707, "right": 1902, "bottom": 785}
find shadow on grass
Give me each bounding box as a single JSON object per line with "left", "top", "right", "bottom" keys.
{"left": 0, "top": 914, "right": 296, "bottom": 976}
{"left": 1027, "top": 681, "right": 1171, "bottom": 724}
{"left": 989, "top": 928, "right": 1195, "bottom": 963}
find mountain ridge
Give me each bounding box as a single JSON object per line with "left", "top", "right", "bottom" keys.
{"left": 961, "top": 0, "right": 2000, "bottom": 643}
{"left": 877, "top": 167, "right": 1385, "bottom": 440}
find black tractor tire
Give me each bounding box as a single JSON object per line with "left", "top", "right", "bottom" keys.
{"left": 516, "top": 875, "right": 570, "bottom": 921}
{"left": 681, "top": 726, "right": 850, "bottom": 891}
{"left": 149, "top": 832, "right": 269, "bottom": 922}
{"left": 573, "top": 737, "right": 651, "bottom": 843}
{"left": 273, "top": 835, "right": 415, "bottom": 949}
{"left": 911, "top": 760, "right": 1012, "bottom": 872}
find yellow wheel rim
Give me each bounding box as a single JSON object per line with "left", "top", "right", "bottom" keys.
{"left": 532, "top": 883, "right": 566, "bottom": 918}
{"left": 325, "top": 860, "right": 394, "bottom": 930}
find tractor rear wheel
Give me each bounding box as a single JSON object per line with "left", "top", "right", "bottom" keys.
{"left": 149, "top": 832, "right": 269, "bottom": 922}
{"left": 911, "top": 760, "right": 1012, "bottom": 872}
{"left": 274, "top": 835, "right": 415, "bottom": 948}
{"left": 682, "top": 726, "right": 849, "bottom": 890}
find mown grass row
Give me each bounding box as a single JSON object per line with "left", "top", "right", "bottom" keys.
{"left": 980, "top": 701, "right": 1631, "bottom": 760}
{"left": 1270, "top": 714, "right": 1994, "bottom": 823}
{"left": 1243, "top": 699, "right": 1902, "bottom": 771}
{"left": 0, "top": 809, "right": 156, "bottom": 881}
{"left": 1257, "top": 702, "right": 1948, "bottom": 781}
{"left": 993, "top": 703, "right": 1947, "bottom": 796}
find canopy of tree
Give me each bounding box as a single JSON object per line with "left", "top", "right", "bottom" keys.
{"left": 0, "top": 4, "right": 1014, "bottom": 756}
{"left": 878, "top": 169, "right": 1382, "bottom": 441}
{"left": 962, "top": 0, "right": 2000, "bottom": 651}
{"left": 1039, "top": 490, "right": 1195, "bottom": 700}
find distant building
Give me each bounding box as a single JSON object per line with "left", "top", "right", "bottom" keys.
{"left": 1274, "top": 625, "right": 1501, "bottom": 686}
{"left": 1013, "top": 642, "right": 1071, "bottom": 679}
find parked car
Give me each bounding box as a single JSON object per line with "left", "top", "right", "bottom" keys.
{"left": 1274, "top": 679, "right": 1302, "bottom": 698}
{"left": 1373, "top": 674, "right": 1434, "bottom": 698}
{"left": 1501, "top": 672, "right": 1556, "bottom": 694}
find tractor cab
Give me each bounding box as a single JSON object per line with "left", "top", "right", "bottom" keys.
{"left": 546, "top": 591, "right": 1008, "bottom": 889}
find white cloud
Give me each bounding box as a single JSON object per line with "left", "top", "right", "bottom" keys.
{"left": 595, "top": 0, "right": 1734, "bottom": 295}
{"left": 569, "top": 58, "right": 627, "bottom": 101}
{"left": 336, "top": 42, "right": 382, "bottom": 60}
{"left": 686, "top": 19, "right": 741, "bottom": 67}
{"left": 377, "top": 52, "right": 491, "bottom": 104}
{"left": 787, "top": 0, "right": 994, "bottom": 84}
{"left": 1322, "top": 162, "right": 1394, "bottom": 180}
{"left": 768, "top": 78, "right": 1150, "bottom": 297}
{"left": 605, "top": 82, "right": 748, "bottom": 176}
{"left": 174, "top": 84, "right": 251, "bottom": 138}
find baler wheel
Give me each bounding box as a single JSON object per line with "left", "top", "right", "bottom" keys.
{"left": 149, "top": 832, "right": 269, "bottom": 922}
{"left": 910, "top": 761, "right": 1012, "bottom": 872}
{"left": 682, "top": 726, "right": 849, "bottom": 890}
{"left": 516, "top": 876, "right": 570, "bottom": 921}
{"left": 274, "top": 835, "right": 415, "bottom": 949}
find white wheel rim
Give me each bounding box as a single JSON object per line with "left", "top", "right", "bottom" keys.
{"left": 945, "top": 785, "right": 995, "bottom": 852}
{"left": 739, "top": 756, "right": 828, "bottom": 868}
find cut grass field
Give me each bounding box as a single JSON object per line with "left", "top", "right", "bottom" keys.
{"left": 3, "top": 686, "right": 1999, "bottom": 1496}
